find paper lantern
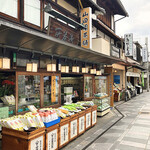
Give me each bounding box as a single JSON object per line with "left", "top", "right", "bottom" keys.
{"left": 26, "top": 63, "right": 38, "bottom": 72}
{"left": 0, "top": 58, "right": 10, "bottom": 69}
{"left": 47, "top": 64, "right": 56, "bottom": 72}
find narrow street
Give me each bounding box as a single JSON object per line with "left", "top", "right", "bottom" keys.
{"left": 63, "top": 91, "right": 150, "bottom": 150}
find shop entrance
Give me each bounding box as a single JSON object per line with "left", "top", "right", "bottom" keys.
{"left": 61, "top": 74, "right": 83, "bottom": 105}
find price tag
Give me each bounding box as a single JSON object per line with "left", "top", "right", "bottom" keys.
{"left": 47, "top": 129, "right": 58, "bottom": 150}
{"left": 70, "top": 119, "right": 77, "bottom": 139}
{"left": 79, "top": 116, "right": 85, "bottom": 133}
{"left": 31, "top": 136, "right": 43, "bottom": 150}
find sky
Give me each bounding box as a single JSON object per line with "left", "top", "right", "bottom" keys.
{"left": 115, "top": 0, "right": 150, "bottom": 50}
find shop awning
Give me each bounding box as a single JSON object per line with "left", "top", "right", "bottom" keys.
{"left": 0, "top": 20, "right": 126, "bottom": 65}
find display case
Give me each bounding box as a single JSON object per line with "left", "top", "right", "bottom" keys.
{"left": 95, "top": 76, "right": 108, "bottom": 94}
{"left": 83, "top": 75, "right": 94, "bottom": 100}
{"left": 16, "top": 72, "right": 61, "bottom": 114}
{"left": 92, "top": 96, "right": 110, "bottom": 117}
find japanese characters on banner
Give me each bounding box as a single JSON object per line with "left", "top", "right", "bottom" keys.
{"left": 124, "top": 33, "right": 133, "bottom": 56}
{"left": 142, "top": 47, "right": 148, "bottom": 62}
{"left": 47, "top": 129, "right": 58, "bottom": 150}
{"left": 81, "top": 7, "right": 92, "bottom": 49}
{"left": 92, "top": 110, "right": 97, "bottom": 125}
{"left": 60, "top": 124, "right": 69, "bottom": 146}
{"left": 31, "top": 136, "right": 43, "bottom": 150}
{"left": 86, "top": 113, "right": 91, "bottom": 128}
{"left": 133, "top": 43, "right": 137, "bottom": 60}
{"left": 70, "top": 119, "right": 77, "bottom": 139}
{"left": 51, "top": 76, "right": 56, "bottom": 102}
{"left": 79, "top": 116, "right": 85, "bottom": 133}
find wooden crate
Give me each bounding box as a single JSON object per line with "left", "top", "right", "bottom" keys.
{"left": 58, "top": 117, "right": 70, "bottom": 149}
{"left": 78, "top": 110, "right": 86, "bottom": 135}
{"left": 91, "top": 105, "right": 97, "bottom": 126}
{"left": 45, "top": 124, "right": 59, "bottom": 150}
{"left": 85, "top": 107, "right": 92, "bottom": 130}
{"left": 2, "top": 127, "right": 45, "bottom": 150}
{"left": 69, "top": 113, "right": 78, "bottom": 141}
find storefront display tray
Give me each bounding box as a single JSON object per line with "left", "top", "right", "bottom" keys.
{"left": 97, "top": 108, "right": 110, "bottom": 117}
{"left": 44, "top": 117, "right": 61, "bottom": 128}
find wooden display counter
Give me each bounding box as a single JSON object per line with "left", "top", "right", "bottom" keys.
{"left": 2, "top": 127, "right": 45, "bottom": 150}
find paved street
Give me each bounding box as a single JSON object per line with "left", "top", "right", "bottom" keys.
{"left": 63, "top": 91, "right": 150, "bottom": 150}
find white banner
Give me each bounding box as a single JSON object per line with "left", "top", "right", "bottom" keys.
{"left": 142, "top": 47, "right": 148, "bottom": 62}
{"left": 31, "top": 136, "right": 43, "bottom": 150}
{"left": 86, "top": 113, "right": 91, "bottom": 128}
{"left": 124, "top": 33, "right": 133, "bottom": 56}
{"left": 79, "top": 116, "right": 85, "bottom": 133}
{"left": 70, "top": 119, "right": 77, "bottom": 139}
{"left": 133, "top": 43, "right": 137, "bottom": 60}
{"left": 47, "top": 129, "right": 58, "bottom": 150}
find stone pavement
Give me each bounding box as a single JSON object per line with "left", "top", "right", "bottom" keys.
{"left": 86, "top": 92, "right": 150, "bottom": 150}
{"left": 1, "top": 91, "right": 150, "bottom": 150}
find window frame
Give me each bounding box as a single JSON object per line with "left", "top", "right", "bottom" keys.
{"left": 23, "top": 0, "right": 43, "bottom": 30}
{"left": 0, "top": 0, "right": 20, "bottom": 23}
{"left": 16, "top": 71, "right": 61, "bottom": 114}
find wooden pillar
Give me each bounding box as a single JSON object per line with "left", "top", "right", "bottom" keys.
{"left": 105, "top": 67, "right": 114, "bottom": 107}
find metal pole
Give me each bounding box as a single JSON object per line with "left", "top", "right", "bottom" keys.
{"left": 145, "top": 37, "right": 149, "bottom": 92}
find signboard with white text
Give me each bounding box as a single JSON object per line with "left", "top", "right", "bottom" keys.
{"left": 124, "top": 33, "right": 133, "bottom": 56}
{"left": 133, "top": 43, "right": 137, "bottom": 60}
{"left": 81, "top": 7, "right": 92, "bottom": 49}
{"left": 142, "top": 47, "right": 148, "bottom": 62}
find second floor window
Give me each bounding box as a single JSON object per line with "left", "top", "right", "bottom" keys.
{"left": 24, "top": 0, "right": 41, "bottom": 27}
{"left": 0, "top": 0, "right": 18, "bottom": 19}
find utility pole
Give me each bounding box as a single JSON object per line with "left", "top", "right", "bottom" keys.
{"left": 145, "top": 37, "right": 149, "bottom": 92}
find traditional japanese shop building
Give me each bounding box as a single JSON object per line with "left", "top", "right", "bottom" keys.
{"left": 0, "top": 0, "right": 128, "bottom": 116}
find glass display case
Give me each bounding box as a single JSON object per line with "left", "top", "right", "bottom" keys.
{"left": 17, "top": 72, "right": 61, "bottom": 113}
{"left": 92, "top": 96, "right": 110, "bottom": 117}
{"left": 18, "top": 75, "right": 40, "bottom": 112}
{"left": 95, "top": 76, "right": 107, "bottom": 94}
{"left": 43, "top": 76, "right": 59, "bottom": 106}
{"left": 84, "top": 75, "right": 94, "bottom": 99}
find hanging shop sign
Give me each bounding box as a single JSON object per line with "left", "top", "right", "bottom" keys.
{"left": 111, "top": 45, "right": 120, "bottom": 58}
{"left": 51, "top": 76, "right": 56, "bottom": 102}
{"left": 81, "top": 7, "right": 92, "bottom": 49}
{"left": 48, "top": 18, "right": 80, "bottom": 45}
{"left": 133, "top": 43, "right": 137, "bottom": 60}
{"left": 124, "top": 33, "right": 133, "bottom": 56}
{"left": 142, "top": 47, "right": 148, "bottom": 62}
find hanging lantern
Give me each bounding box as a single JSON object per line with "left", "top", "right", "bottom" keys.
{"left": 47, "top": 64, "right": 56, "bottom": 72}
{"left": 72, "top": 66, "right": 80, "bottom": 73}
{"left": 96, "top": 70, "right": 102, "bottom": 76}
{"left": 26, "top": 62, "right": 38, "bottom": 72}
{"left": 90, "top": 68, "right": 96, "bottom": 74}
{"left": 0, "top": 57, "right": 10, "bottom": 69}
{"left": 61, "top": 66, "right": 69, "bottom": 73}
